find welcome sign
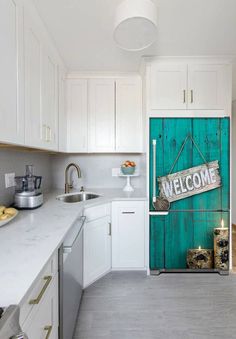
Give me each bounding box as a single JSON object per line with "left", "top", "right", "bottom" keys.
{"left": 158, "top": 161, "right": 221, "bottom": 203}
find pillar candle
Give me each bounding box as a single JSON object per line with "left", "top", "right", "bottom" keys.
{"left": 187, "top": 247, "right": 213, "bottom": 269}
{"left": 214, "top": 220, "right": 229, "bottom": 270}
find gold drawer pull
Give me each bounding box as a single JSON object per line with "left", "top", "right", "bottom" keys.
{"left": 190, "top": 89, "right": 194, "bottom": 103}
{"left": 44, "top": 325, "right": 52, "bottom": 339}
{"left": 29, "top": 276, "right": 52, "bottom": 305}
{"left": 183, "top": 89, "right": 186, "bottom": 103}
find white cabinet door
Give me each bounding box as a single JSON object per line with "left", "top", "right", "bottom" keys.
{"left": 24, "top": 6, "right": 59, "bottom": 151}
{"left": 23, "top": 274, "right": 58, "bottom": 339}
{"left": 116, "top": 78, "right": 143, "bottom": 152}
{"left": 24, "top": 8, "right": 45, "bottom": 149}
{"left": 84, "top": 216, "right": 111, "bottom": 287}
{"left": 112, "top": 201, "right": 145, "bottom": 269}
{"left": 88, "top": 79, "right": 115, "bottom": 152}
{"left": 42, "top": 47, "right": 58, "bottom": 150}
{"left": 149, "top": 63, "right": 187, "bottom": 110}
{"left": 67, "top": 79, "right": 88, "bottom": 152}
{"left": 0, "top": 0, "right": 24, "bottom": 144}
{"left": 188, "top": 64, "right": 229, "bottom": 110}
{"left": 58, "top": 67, "right": 67, "bottom": 152}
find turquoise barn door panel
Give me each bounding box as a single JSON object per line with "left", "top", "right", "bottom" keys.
{"left": 164, "top": 212, "right": 193, "bottom": 269}
{"left": 163, "top": 119, "right": 192, "bottom": 211}
{"left": 192, "top": 118, "right": 221, "bottom": 210}
{"left": 149, "top": 118, "right": 230, "bottom": 270}
{"left": 150, "top": 216, "right": 165, "bottom": 269}
{"left": 150, "top": 212, "right": 229, "bottom": 270}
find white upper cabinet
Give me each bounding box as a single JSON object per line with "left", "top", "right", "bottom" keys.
{"left": 147, "top": 58, "right": 232, "bottom": 113}
{"left": 67, "top": 79, "right": 88, "bottom": 152}
{"left": 88, "top": 79, "right": 115, "bottom": 152}
{"left": 188, "top": 64, "right": 230, "bottom": 110}
{"left": 66, "top": 75, "right": 143, "bottom": 153}
{"left": 0, "top": 0, "right": 24, "bottom": 144}
{"left": 149, "top": 63, "right": 187, "bottom": 110}
{"left": 116, "top": 78, "right": 143, "bottom": 152}
{"left": 41, "top": 46, "right": 59, "bottom": 150}
{"left": 24, "top": 3, "right": 60, "bottom": 150}
{"left": 24, "top": 6, "right": 44, "bottom": 148}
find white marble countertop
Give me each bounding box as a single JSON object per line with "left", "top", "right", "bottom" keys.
{"left": 0, "top": 188, "right": 147, "bottom": 307}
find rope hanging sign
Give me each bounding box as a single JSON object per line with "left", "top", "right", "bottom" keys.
{"left": 158, "top": 134, "right": 221, "bottom": 203}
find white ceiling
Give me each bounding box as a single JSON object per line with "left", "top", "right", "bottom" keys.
{"left": 33, "top": 0, "right": 236, "bottom": 72}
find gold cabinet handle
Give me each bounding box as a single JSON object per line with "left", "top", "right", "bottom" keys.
{"left": 183, "top": 89, "right": 186, "bottom": 103}
{"left": 29, "top": 276, "right": 52, "bottom": 304}
{"left": 44, "top": 325, "right": 52, "bottom": 339}
{"left": 190, "top": 90, "right": 193, "bottom": 103}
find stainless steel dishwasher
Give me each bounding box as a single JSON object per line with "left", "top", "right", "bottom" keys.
{"left": 59, "top": 215, "right": 86, "bottom": 339}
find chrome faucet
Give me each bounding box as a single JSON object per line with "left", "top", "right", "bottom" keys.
{"left": 65, "top": 163, "right": 82, "bottom": 194}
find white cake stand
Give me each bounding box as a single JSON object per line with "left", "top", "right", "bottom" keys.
{"left": 119, "top": 173, "right": 139, "bottom": 192}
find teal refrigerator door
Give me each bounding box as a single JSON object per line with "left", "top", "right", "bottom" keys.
{"left": 149, "top": 117, "right": 230, "bottom": 270}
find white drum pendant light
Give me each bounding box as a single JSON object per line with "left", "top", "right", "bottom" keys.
{"left": 114, "top": 0, "right": 158, "bottom": 51}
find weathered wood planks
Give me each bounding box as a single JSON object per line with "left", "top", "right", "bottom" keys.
{"left": 149, "top": 118, "right": 230, "bottom": 270}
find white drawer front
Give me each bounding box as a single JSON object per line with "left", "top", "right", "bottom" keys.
{"left": 84, "top": 203, "right": 111, "bottom": 222}
{"left": 20, "top": 251, "right": 58, "bottom": 326}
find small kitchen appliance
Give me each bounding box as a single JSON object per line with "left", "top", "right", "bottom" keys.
{"left": 14, "top": 165, "right": 43, "bottom": 209}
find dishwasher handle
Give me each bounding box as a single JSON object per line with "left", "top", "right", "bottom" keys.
{"left": 63, "top": 216, "right": 86, "bottom": 254}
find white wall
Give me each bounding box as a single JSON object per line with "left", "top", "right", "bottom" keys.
{"left": 232, "top": 101, "right": 236, "bottom": 224}
{"left": 0, "top": 149, "right": 52, "bottom": 206}
{"left": 51, "top": 153, "right": 146, "bottom": 191}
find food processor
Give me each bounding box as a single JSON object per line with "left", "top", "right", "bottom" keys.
{"left": 14, "top": 165, "right": 43, "bottom": 209}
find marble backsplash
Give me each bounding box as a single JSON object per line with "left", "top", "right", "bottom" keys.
{"left": 51, "top": 153, "right": 146, "bottom": 192}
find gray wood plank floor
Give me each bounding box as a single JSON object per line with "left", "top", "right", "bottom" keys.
{"left": 73, "top": 271, "right": 236, "bottom": 339}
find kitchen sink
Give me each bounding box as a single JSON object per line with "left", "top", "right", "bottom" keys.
{"left": 57, "top": 192, "right": 100, "bottom": 203}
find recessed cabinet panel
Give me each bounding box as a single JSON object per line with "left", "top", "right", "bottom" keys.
{"left": 0, "top": 0, "right": 24, "bottom": 144}
{"left": 67, "top": 79, "right": 88, "bottom": 152}
{"left": 58, "top": 67, "right": 67, "bottom": 152}
{"left": 25, "top": 4, "right": 60, "bottom": 151}
{"left": 112, "top": 201, "right": 145, "bottom": 268}
{"left": 24, "top": 11, "right": 44, "bottom": 148}
{"left": 150, "top": 63, "right": 187, "bottom": 109}
{"left": 88, "top": 79, "right": 115, "bottom": 152}
{"left": 84, "top": 216, "right": 111, "bottom": 287}
{"left": 116, "top": 78, "right": 143, "bottom": 152}
{"left": 188, "top": 64, "right": 228, "bottom": 110}
{"left": 42, "top": 50, "right": 58, "bottom": 150}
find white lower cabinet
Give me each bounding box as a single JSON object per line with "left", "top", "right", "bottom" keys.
{"left": 83, "top": 205, "right": 111, "bottom": 287}
{"left": 22, "top": 274, "right": 58, "bottom": 339}
{"left": 20, "top": 253, "right": 58, "bottom": 339}
{"left": 112, "top": 201, "right": 145, "bottom": 269}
